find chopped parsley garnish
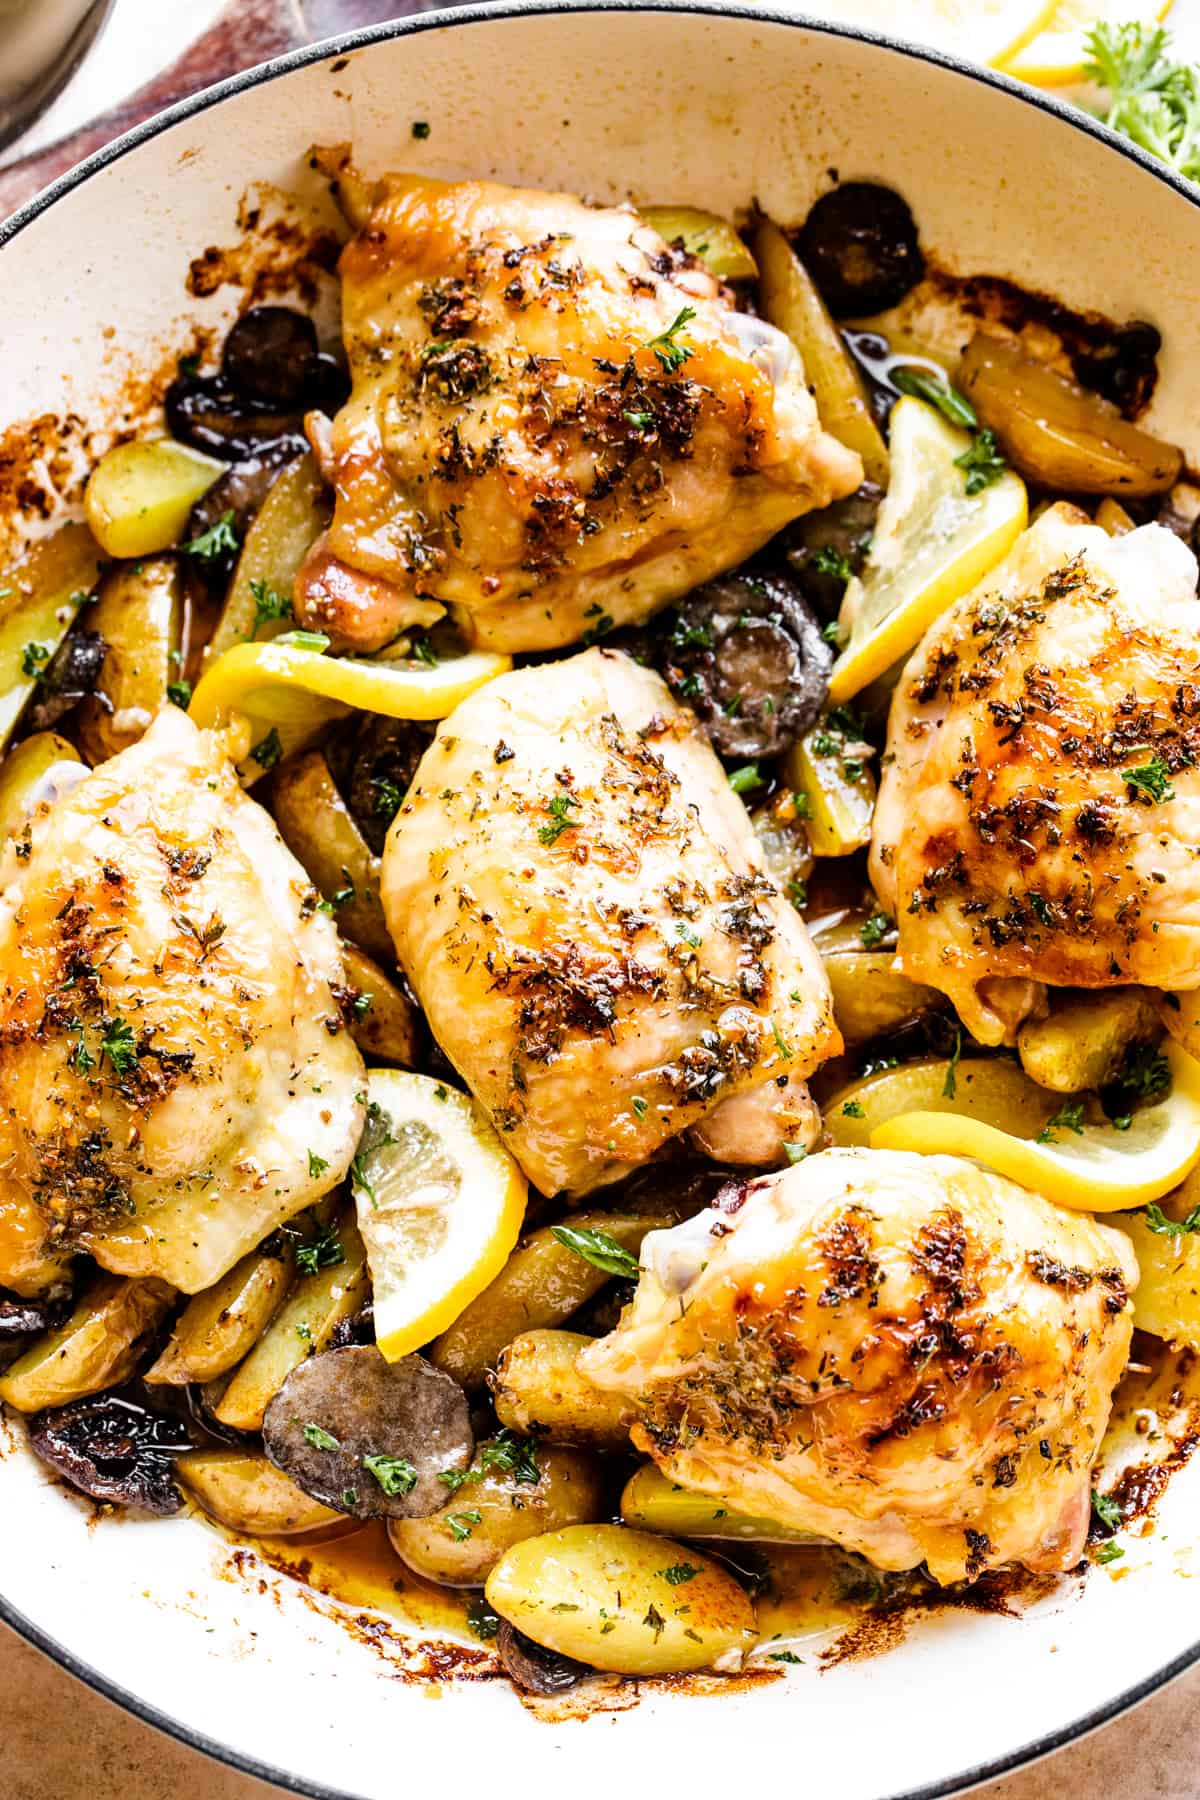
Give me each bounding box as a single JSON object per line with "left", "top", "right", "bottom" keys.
{"left": 1037, "top": 1100, "right": 1086, "bottom": 1144}
{"left": 1091, "top": 1488, "right": 1123, "bottom": 1532}
{"left": 644, "top": 305, "right": 697, "bottom": 375}
{"left": 411, "top": 119, "right": 431, "bottom": 139}
{"left": 350, "top": 1099, "right": 396, "bottom": 1203}
{"left": 184, "top": 510, "right": 240, "bottom": 562}
{"left": 623, "top": 408, "right": 655, "bottom": 432}
{"left": 582, "top": 609, "right": 615, "bottom": 645}
{"left": 1117, "top": 1041, "right": 1171, "bottom": 1100}
{"left": 466, "top": 1596, "right": 500, "bottom": 1641}
{"left": 642, "top": 1603, "right": 667, "bottom": 1640}
{"left": 631, "top": 1095, "right": 648, "bottom": 1120}
{"left": 1094, "top": 1540, "right": 1124, "bottom": 1564}
{"left": 842, "top": 1100, "right": 865, "bottom": 1119}
{"left": 954, "top": 428, "right": 1007, "bottom": 496}
{"left": 1086, "top": 20, "right": 1200, "bottom": 180}
{"left": 659, "top": 1563, "right": 700, "bottom": 1585}
{"left": 166, "top": 678, "right": 192, "bottom": 709}
{"left": 319, "top": 880, "right": 356, "bottom": 914}
{"left": 782, "top": 1141, "right": 808, "bottom": 1165}
{"left": 372, "top": 777, "right": 404, "bottom": 821}
{"left": 943, "top": 1028, "right": 962, "bottom": 1100}
{"left": 1143, "top": 1199, "right": 1200, "bottom": 1235}
{"left": 676, "top": 923, "right": 702, "bottom": 949}
{"left": 1123, "top": 753, "right": 1175, "bottom": 804}
{"left": 295, "top": 1224, "right": 345, "bottom": 1276}
{"left": 273, "top": 630, "right": 330, "bottom": 653}
{"left": 822, "top": 620, "right": 843, "bottom": 644}
{"left": 353, "top": 991, "right": 374, "bottom": 1020}
{"left": 177, "top": 352, "right": 200, "bottom": 378}
{"left": 445, "top": 1509, "right": 482, "bottom": 1541}
{"left": 786, "top": 878, "right": 807, "bottom": 910}
{"left": 249, "top": 578, "right": 293, "bottom": 636}
{"left": 363, "top": 1453, "right": 418, "bottom": 1497}
{"left": 537, "top": 792, "right": 580, "bottom": 847}
{"left": 727, "top": 763, "right": 764, "bottom": 796}
{"left": 551, "top": 1224, "right": 640, "bottom": 1281}
{"left": 100, "top": 1017, "right": 138, "bottom": 1076}
{"left": 440, "top": 1431, "right": 540, "bottom": 1495}
{"left": 68, "top": 1035, "right": 95, "bottom": 1076}
{"left": 303, "top": 1423, "right": 339, "bottom": 1452}
{"left": 771, "top": 1017, "right": 792, "bottom": 1060}
{"left": 20, "top": 641, "right": 50, "bottom": 679}
{"left": 251, "top": 727, "right": 283, "bottom": 770}
{"left": 892, "top": 366, "right": 978, "bottom": 429}
{"left": 296, "top": 1322, "right": 313, "bottom": 1343}
{"left": 411, "top": 635, "right": 439, "bottom": 667}
{"left": 307, "top": 1149, "right": 330, "bottom": 1179}
{"left": 859, "top": 911, "right": 891, "bottom": 950}
{"left": 811, "top": 545, "right": 853, "bottom": 584}
{"left": 768, "top": 1650, "right": 804, "bottom": 1664}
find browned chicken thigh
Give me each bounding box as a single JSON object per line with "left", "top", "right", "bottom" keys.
{"left": 296, "top": 163, "right": 861, "bottom": 653}
{"left": 381, "top": 649, "right": 840, "bottom": 1195}
{"left": 871, "top": 505, "right": 1200, "bottom": 1043}
{"left": 0, "top": 708, "right": 364, "bottom": 1295}
{"left": 580, "top": 1147, "right": 1136, "bottom": 1583}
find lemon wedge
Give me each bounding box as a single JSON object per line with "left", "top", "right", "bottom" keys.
{"left": 350, "top": 1070, "right": 526, "bottom": 1363}
{"left": 1001, "top": 0, "right": 1173, "bottom": 87}
{"left": 188, "top": 635, "right": 511, "bottom": 777}
{"left": 809, "top": 0, "right": 1058, "bottom": 66}
{"left": 829, "top": 397, "right": 1027, "bottom": 704}
{"left": 869, "top": 1041, "right": 1200, "bottom": 1212}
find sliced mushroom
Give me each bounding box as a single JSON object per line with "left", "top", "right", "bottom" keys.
{"left": 28, "top": 1392, "right": 192, "bottom": 1514}
{"left": 657, "top": 569, "right": 831, "bottom": 757}
{"left": 325, "top": 713, "right": 434, "bottom": 854}
{"left": 794, "top": 182, "right": 924, "bottom": 318}
{"left": 262, "top": 1346, "right": 473, "bottom": 1520}
{"left": 0, "top": 1292, "right": 54, "bottom": 1337}
{"left": 221, "top": 307, "right": 320, "bottom": 406}
{"left": 496, "top": 1620, "right": 589, "bottom": 1694}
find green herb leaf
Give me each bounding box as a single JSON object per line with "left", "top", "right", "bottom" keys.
{"left": 166, "top": 679, "right": 193, "bottom": 709}
{"left": 842, "top": 1100, "right": 865, "bottom": 1119}
{"left": 445, "top": 1508, "right": 482, "bottom": 1541}
{"left": 1091, "top": 1488, "right": 1123, "bottom": 1532}
{"left": 537, "top": 792, "right": 580, "bottom": 847}
{"left": 184, "top": 510, "right": 240, "bottom": 563}
{"left": 295, "top": 1224, "right": 345, "bottom": 1276}
{"left": 100, "top": 1017, "right": 138, "bottom": 1076}
{"left": 811, "top": 545, "right": 853, "bottom": 584}
{"left": 250, "top": 727, "right": 283, "bottom": 770}
{"left": 643, "top": 305, "right": 697, "bottom": 375}
{"left": 273, "top": 630, "right": 331, "bottom": 653}
{"left": 1123, "top": 753, "right": 1175, "bottom": 805}
{"left": 307, "top": 1149, "right": 330, "bottom": 1179}
{"left": 550, "top": 1224, "right": 640, "bottom": 1281}
{"left": 411, "top": 120, "right": 431, "bottom": 139}
{"left": 1143, "top": 1199, "right": 1200, "bottom": 1235}
{"left": 249, "top": 577, "right": 293, "bottom": 637}
{"left": 943, "top": 1028, "right": 962, "bottom": 1100}
{"left": 892, "top": 366, "right": 978, "bottom": 429}
{"left": 954, "top": 428, "right": 1007, "bottom": 496}
{"left": 727, "top": 763, "right": 764, "bottom": 796}
{"left": 859, "top": 911, "right": 892, "bottom": 951}
{"left": 303, "top": 1423, "right": 339, "bottom": 1452}
{"left": 20, "top": 641, "right": 50, "bottom": 679}
{"left": 1085, "top": 21, "right": 1200, "bottom": 181}
{"left": 659, "top": 1562, "right": 700, "bottom": 1585}
{"left": 1037, "top": 1100, "right": 1086, "bottom": 1145}
{"left": 363, "top": 1453, "right": 418, "bottom": 1497}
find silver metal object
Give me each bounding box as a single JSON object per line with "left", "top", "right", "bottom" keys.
{"left": 0, "top": 0, "right": 113, "bottom": 154}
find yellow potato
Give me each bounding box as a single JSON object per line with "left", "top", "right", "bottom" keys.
{"left": 640, "top": 206, "right": 757, "bottom": 281}
{"left": 271, "top": 749, "right": 392, "bottom": 961}
{"left": 485, "top": 1524, "right": 758, "bottom": 1675}
{"left": 784, "top": 728, "right": 876, "bottom": 857}
{"left": 825, "top": 1056, "right": 1056, "bottom": 1148}
{"left": 620, "top": 1463, "right": 816, "bottom": 1544}
{"left": 178, "top": 1448, "right": 344, "bottom": 1536}
{"left": 1111, "top": 1176, "right": 1200, "bottom": 1350}
{"left": 145, "top": 1236, "right": 294, "bottom": 1386}
{"left": 340, "top": 943, "right": 418, "bottom": 1066}
{"left": 388, "top": 1442, "right": 605, "bottom": 1586}
{"left": 822, "top": 951, "right": 940, "bottom": 1048}
{"left": 0, "top": 732, "right": 84, "bottom": 841}
{"left": 1017, "top": 989, "right": 1160, "bottom": 1095}
{"left": 492, "top": 1329, "right": 637, "bottom": 1448}
{"left": 84, "top": 438, "right": 224, "bottom": 559}
{"left": 208, "top": 453, "right": 329, "bottom": 657}
{"left": 0, "top": 1274, "right": 175, "bottom": 1412}
{"left": 77, "top": 557, "right": 186, "bottom": 763}
{"left": 0, "top": 523, "right": 100, "bottom": 752}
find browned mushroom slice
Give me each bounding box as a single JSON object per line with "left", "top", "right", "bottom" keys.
{"left": 262, "top": 1346, "right": 472, "bottom": 1519}
{"left": 28, "top": 1393, "right": 192, "bottom": 1515}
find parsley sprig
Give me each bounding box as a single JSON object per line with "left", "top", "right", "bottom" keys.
{"left": 643, "top": 305, "right": 697, "bottom": 375}
{"left": 551, "top": 1224, "right": 640, "bottom": 1281}
{"left": 1086, "top": 21, "right": 1200, "bottom": 181}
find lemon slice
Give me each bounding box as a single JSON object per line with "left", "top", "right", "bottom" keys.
{"left": 809, "top": 0, "right": 1058, "bottom": 66}
{"left": 1001, "top": 0, "right": 1173, "bottom": 87}
{"left": 870, "top": 1041, "right": 1200, "bottom": 1212}
{"left": 828, "top": 396, "right": 1027, "bottom": 704}
{"left": 350, "top": 1070, "right": 526, "bottom": 1362}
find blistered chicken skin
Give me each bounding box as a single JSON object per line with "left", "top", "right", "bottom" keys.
{"left": 0, "top": 707, "right": 364, "bottom": 1295}
{"left": 380, "top": 648, "right": 840, "bottom": 1195}
{"left": 296, "top": 163, "right": 861, "bottom": 653}
{"left": 579, "top": 1147, "right": 1136, "bottom": 1583}
{"left": 871, "top": 506, "right": 1200, "bottom": 1043}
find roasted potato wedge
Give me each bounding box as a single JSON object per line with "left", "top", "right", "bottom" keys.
{"left": 145, "top": 1235, "right": 294, "bottom": 1386}
{"left": 0, "top": 1274, "right": 174, "bottom": 1412}
{"left": 492, "top": 1329, "right": 637, "bottom": 1449}
{"left": 1017, "top": 989, "right": 1160, "bottom": 1095}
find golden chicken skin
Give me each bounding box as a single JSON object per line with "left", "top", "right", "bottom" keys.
{"left": 871, "top": 505, "right": 1200, "bottom": 1044}
{"left": 296, "top": 163, "right": 861, "bottom": 653}
{"left": 381, "top": 649, "right": 840, "bottom": 1195}
{"left": 0, "top": 707, "right": 365, "bottom": 1295}
{"left": 579, "top": 1147, "right": 1136, "bottom": 1583}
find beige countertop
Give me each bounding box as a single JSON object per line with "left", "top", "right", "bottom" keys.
{"left": 5, "top": 1614, "right": 1199, "bottom": 1800}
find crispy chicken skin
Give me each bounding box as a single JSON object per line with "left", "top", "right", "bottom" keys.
{"left": 871, "top": 506, "right": 1200, "bottom": 1043}
{"left": 0, "top": 707, "right": 364, "bottom": 1295}
{"left": 579, "top": 1147, "right": 1136, "bottom": 1583}
{"left": 295, "top": 166, "right": 861, "bottom": 653}
{"left": 381, "top": 648, "right": 840, "bottom": 1195}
